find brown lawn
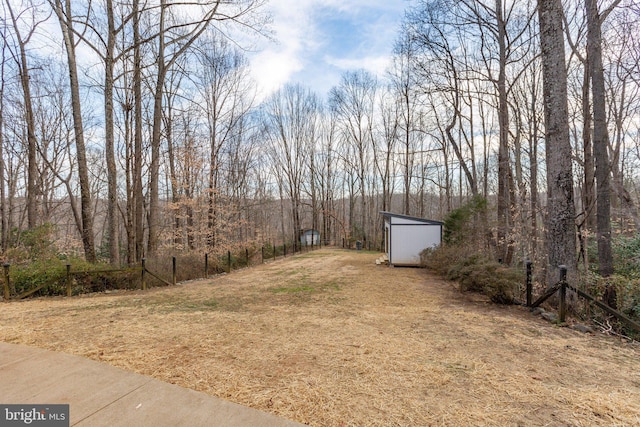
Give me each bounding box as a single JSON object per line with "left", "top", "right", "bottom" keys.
{"left": 1, "top": 249, "right": 640, "bottom": 426}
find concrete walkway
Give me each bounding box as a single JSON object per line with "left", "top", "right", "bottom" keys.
{"left": 0, "top": 342, "right": 306, "bottom": 427}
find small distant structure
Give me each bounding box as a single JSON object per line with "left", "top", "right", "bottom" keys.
{"left": 380, "top": 211, "right": 443, "bottom": 267}
{"left": 300, "top": 229, "right": 320, "bottom": 247}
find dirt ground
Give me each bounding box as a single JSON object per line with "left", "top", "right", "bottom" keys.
{"left": 2, "top": 249, "right": 640, "bottom": 426}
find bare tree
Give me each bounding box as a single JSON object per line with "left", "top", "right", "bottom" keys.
{"left": 391, "top": 33, "right": 417, "bottom": 215}
{"left": 49, "top": 0, "right": 97, "bottom": 262}
{"left": 63, "top": 0, "right": 125, "bottom": 264}
{"left": 264, "top": 84, "right": 319, "bottom": 247}
{"left": 132, "top": 0, "right": 144, "bottom": 262}
{"left": 318, "top": 113, "right": 340, "bottom": 245}
{"left": 330, "top": 70, "right": 378, "bottom": 244}
{"left": 605, "top": 5, "right": 640, "bottom": 230}
{"left": 4, "top": 0, "right": 46, "bottom": 230}
{"left": 0, "top": 24, "right": 8, "bottom": 250}
{"left": 405, "top": 4, "right": 479, "bottom": 200}
{"left": 586, "top": 0, "right": 619, "bottom": 277}
{"left": 193, "top": 34, "right": 254, "bottom": 250}
{"left": 375, "top": 87, "right": 399, "bottom": 217}
{"left": 146, "top": 0, "right": 267, "bottom": 256}
{"left": 538, "top": 0, "right": 577, "bottom": 282}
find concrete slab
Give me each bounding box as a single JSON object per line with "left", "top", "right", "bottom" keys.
{"left": 0, "top": 342, "right": 306, "bottom": 427}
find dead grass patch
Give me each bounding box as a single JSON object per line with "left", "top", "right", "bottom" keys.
{"left": 2, "top": 249, "right": 640, "bottom": 426}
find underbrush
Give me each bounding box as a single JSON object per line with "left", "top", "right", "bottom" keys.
{"left": 574, "top": 234, "right": 640, "bottom": 337}
{"left": 421, "top": 245, "right": 523, "bottom": 304}
{"left": 3, "top": 242, "right": 320, "bottom": 299}
{"left": 574, "top": 271, "right": 640, "bottom": 337}
{"left": 421, "top": 196, "right": 524, "bottom": 304}
{"left": 6, "top": 258, "right": 140, "bottom": 297}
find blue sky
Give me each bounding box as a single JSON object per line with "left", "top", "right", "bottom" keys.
{"left": 249, "top": 0, "right": 409, "bottom": 99}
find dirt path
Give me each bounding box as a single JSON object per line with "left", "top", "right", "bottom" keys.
{"left": 2, "top": 249, "right": 640, "bottom": 426}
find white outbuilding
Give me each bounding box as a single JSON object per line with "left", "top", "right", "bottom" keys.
{"left": 381, "top": 211, "right": 443, "bottom": 267}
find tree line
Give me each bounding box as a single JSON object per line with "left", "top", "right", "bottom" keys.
{"left": 1, "top": 0, "right": 639, "bottom": 285}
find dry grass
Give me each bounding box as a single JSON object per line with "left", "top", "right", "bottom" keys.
{"left": 2, "top": 248, "right": 640, "bottom": 426}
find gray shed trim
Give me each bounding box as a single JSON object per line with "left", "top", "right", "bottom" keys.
{"left": 380, "top": 211, "right": 444, "bottom": 225}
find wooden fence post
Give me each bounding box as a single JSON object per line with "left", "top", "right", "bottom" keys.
{"left": 141, "top": 258, "right": 147, "bottom": 290}
{"left": 205, "top": 253, "right": 209, "bottom": 279}
{"left": 172, "top": 256, "right": 177, "bottom": 286}
{"left": 559, "top": 265, "right": 567, "bottom": 323}
{"left": 66, "top": 264, "right": 72, "bottom": 297}
{"left": 526, "top": 260, "right": 532, "bottom": 307}
{"left": 3, "top": 264, "right": 10, "bottom": 301}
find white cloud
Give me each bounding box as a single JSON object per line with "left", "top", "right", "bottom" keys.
{"left": 251, "top": 49, "right": 304, "bottom": 99}
{"left": 248, "top": 0, "right": 322, "bottom": 99}
{"left": 248, "top": 0, "right": 407, "bottom": 99}
{"left": 324, "top": 54, "right": 392, "bottom": 77}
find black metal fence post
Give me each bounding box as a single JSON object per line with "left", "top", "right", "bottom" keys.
{"left": 246, "top": 248, "right": 249, "bottom": 266}
{"left": 205, "top": 253, "right": 209, "bottom": 279}
{"left": 284, "top": 243, "right": 287, "bottom": 257}
{"left": 141, "top": 258, "right": 147, "bottom": 290}
{"left": 526, "top": 260, "right": 532, "bottom": 307}
{"left": 559, "top": 265, "right": 567, "bottom": 323}
{"left": 261, "top": 246, "right": 265, "bottom": 264}
{"left": 227, "top": 250, "right": 232, "bottom": 273}
{"left": 172, "top": 256, "right": 177, "bottom": 286}
{"left": 66, "top": 264, "right": 72, "bottom": 297}
{"left": 3, "top": 263, "right": 11, "bottom": 301}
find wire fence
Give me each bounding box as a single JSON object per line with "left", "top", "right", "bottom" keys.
{"left": 2, "top": 241, "right": 325, "bottom": 301}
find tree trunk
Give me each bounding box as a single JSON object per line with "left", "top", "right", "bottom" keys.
{"left": 165, "top": 100, "right": 180, "bottom": 248}
{"left": 529, "top": 70, "right": 540, "bottom": 263}
{"left": 581, "top": 66, "right": 596, "bottom": 232}
{"left": 54, "top": 0, "right": 97, "bottom": 263}
{"left": 105, "top": 0, "right": 119, "bottom": 265}
{"left": 147, "top": 0, "right": 167, "bottom": 256}
{"left": 0, "top": 49, "right": 7, "bottom": 251}
{"left": 538, "top": 0, "right": 577, "bottom": 283}
{"left": 586, "top": 0, "right": 613, "bottom": 277}
{"left": 133, "top": 0, "right": 145, "bottom": 262}
{"left": 7, "top": 3, "right": 38, "bottom": 229}
{"left": 496, "top": 0, "right": 512, "bottom": 264}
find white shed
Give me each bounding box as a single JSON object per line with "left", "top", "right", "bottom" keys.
{"left": 300, "top": 229, "right": 320, "bottom": 246}
{"left": 381, "top": 211, "right": 443, "bottom": 266}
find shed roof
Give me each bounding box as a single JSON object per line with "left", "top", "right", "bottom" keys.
{"left": 380, "top": 211, "right": 443, "bottom": 225}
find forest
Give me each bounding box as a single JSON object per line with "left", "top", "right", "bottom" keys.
{"left": 1, "top": 0, "right": 639, "bottom": 290}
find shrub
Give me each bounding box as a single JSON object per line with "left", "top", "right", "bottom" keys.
{"left": 579, "top": 271, "right": 640, "bottom": 321}
{"left": 580, "top": 234, "right": 640, "bottom": 336}
{"left": 420, "top": 245, "right": 474, "bottom": 275}
{"left": 10, "top": 259, "right": 68, "bottom": 297}
{"left": 5, "top": 223, "right": 58, "bottom": 263}
{"left": 7, "top": 258, "right": 141, "bottom": 297}
{"left": 612, "top": 234, "right": 640, "bottom": 279}
{"left": 422, "top": 246, "right": 522, "bottom": 304}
